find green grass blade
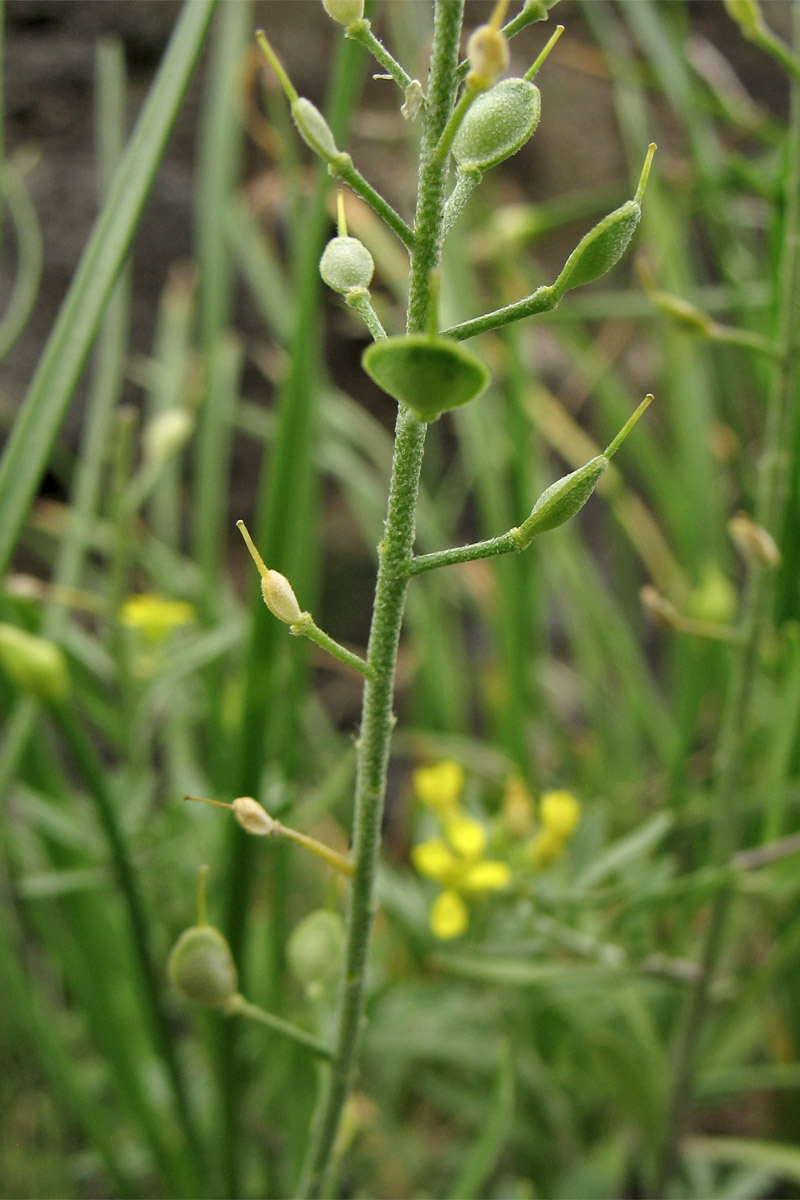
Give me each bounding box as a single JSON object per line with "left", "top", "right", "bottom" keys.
{"left": 0, "top": 0, "right": 216, "bottom": 577}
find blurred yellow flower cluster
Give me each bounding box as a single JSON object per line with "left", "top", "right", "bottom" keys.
{"left": 502, "top": 777, "right": 581, "bottom": 867}
{"left": 410, "top": 763, "right": 583, "bottom": 941}
{"left": 410, "top": 760, "right": 511, "bottom": 940}
{"left": 119, "top": 594, "right": 195, "bottom": 646}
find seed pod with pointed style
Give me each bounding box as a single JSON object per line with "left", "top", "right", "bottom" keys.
{"left": 168, "top": 925, "right": 238, "bottom": 1009}
{"left": 552, "top": 144, "right": 656, "bottom": 300}
{"left": 292, "top": 97, "right": 339, "bottom": 160}
{"left": 320, "top": 235, "right": 374, "bottom": 296}
{"left": 516, "top": 394, "right": 653, "bottom": 548}
{"left": 232, "top": 796, "right": 276, "bottom": 837}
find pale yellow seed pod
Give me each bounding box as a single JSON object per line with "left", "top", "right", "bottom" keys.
{"left": 322, "top": 0, "right": 364, "bottom": 24}
{"left": 232, "top": 796, "right": 276, "bottom": 837}
{"left": 729, "top": 512, "right": 781, "bottom": 568}
{"left": 467, "top": 25, "right": 509, "bottom": 86}
{"left": 261, "top": 570, "right": 303, "bottom": 624}
{"left": 640, "top": 585, "right": 682, "bottom": 631}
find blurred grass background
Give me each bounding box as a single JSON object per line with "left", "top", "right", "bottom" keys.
{"left": 0, "top": 1, "right": 799, "bottom": 1197}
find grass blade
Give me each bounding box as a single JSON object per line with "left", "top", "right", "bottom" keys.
{"left": 0, "top": 0, "right": 216, "bottom": 576}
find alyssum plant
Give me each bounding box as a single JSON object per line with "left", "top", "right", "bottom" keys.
{"left": 167, "top": 1, "right": 655, "bottom": 1193}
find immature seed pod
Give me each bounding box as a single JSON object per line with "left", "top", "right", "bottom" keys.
{"left": 517, "top": 456, "right": 608, "bottom": 548}
{"left": 232, "top": 796, "right": 276, "bottom": 836}
{"left": 319, "top": 235, "right": 374, "bottom": 296}
{"left": 640, "top": 585, "right": 682, "bottom": 631}
{"left": 168, "top": 925, "right": 238, "bottom": 1009}
{"left": 0, "top": 623, "right": 69, "bottom": 703}
{"left": 552, "top": 143, "right": 655, "bottom": 299}
{"left": 723, "top": 0, "right": 764, "bottom": 34}
{"left": 516, "top": 394, "right": 652, "bottom": 548}
{"left": 728, "top": 512, "right": 781, "bottom": 568}
{"left": 287, "top": 910, "right": 345, "bottom": 998}
{"left": 291, "top": 97, "right": 339, "bottom": 160}
{"left": 452, "top": 78, "right": 541, "bottom": 173}
{"left": 362, "top": 334, "right": 490, "bottom": 421}
{"left": 322, "top": 0, "right": 364, "bottom": 25}
{"left": 467, "top": 24, "right": 509, "bottom": 86}
{"left": 143, "top": 409, "right": 193, "bottom": 464}
{"left": 553, "top": 201, "right": 641, "bottom": 299}
{"left": 261, "top": 569, "right": 303, "bottom": 625}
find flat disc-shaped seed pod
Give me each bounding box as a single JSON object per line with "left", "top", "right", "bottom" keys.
{"left": 363, "top": 334, "right": 490, "bottom": 421}
{"left": 453, "top": 78, "right": 541, "bottom": 172}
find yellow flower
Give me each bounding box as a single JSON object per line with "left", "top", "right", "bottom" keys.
{"left": 460, "top": 860, "right": 511, "bottom": 892}
{"left": 412, "top": 760, "right": 464, "bottom": 813}
{"left": 539, "top": 791, "right": 581, "bottom": 840}
{"left": 119, "top": 594, "right": 195, "bottom": 646}
{"left": 526, "top": 827, "right": 566, "bottom": 869}
{"left": 430, "top": 889, "right": 468, "bottom": 940}
{"left": 411, "top": 839, "right": 456, "bottom": 883}
{"left": 444, "top": 814, "right": 486, "bottom": 859}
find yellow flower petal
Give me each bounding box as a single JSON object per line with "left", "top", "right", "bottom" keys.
{"left": 430, "top": 889, "right": 468, "bottom": 940}
{"left": 526, "top": 827, "right": 565, "bottom": 868}
{"left": 411, "top": 839, "right": 456, "bottom": 883}
{"left": 444, "top": 815, "right": 486, "bottom": 859}
{"left": 539, "top": 790, "right": 581, "bottom": 840}
{"left": 460, "top": 860, "right": 511, "bottom": 892}
{"left": 413, "top": 760, "right": 464, "bottom": 812}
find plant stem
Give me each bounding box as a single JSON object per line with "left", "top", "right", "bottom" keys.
{"left": 444, "top": 283, "right": 557, "bottom": 340}
{"left": 655, "top": 9, "right": 800, "bottom": 1191}
{"left": 408, "top": 527, "right": 520, "bottom": 575}
{"left": 226, "top": 994, "right": 334, "bottom": 1060}
{"left": 330, "top": 152, "right": 415, "bottom": 248}
{"left": 295, "top": 5, "right": 464, "bottom": 1196}
{"left": 346, "top": 18, "right": 416, "bottom": 95}
{"left": 291, "top": 613, "right": 375, "bottom": 680}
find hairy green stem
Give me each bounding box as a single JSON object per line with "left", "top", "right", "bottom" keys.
{"left": 330, "top": 152, "right": 415, "bottom": 248}
{"left": 655, "top": 8, "right": 800, "bottom": 1192}
{"left": 346, "top": 18, "right": 417, "bottom": 95}
{"left": 444, "top": 283, "right": 557, "bottom": 340}
{"left": 295, "top": 5, "right": 464, "bottom": 1195}
{"left": 291, "top": 613, "right": 375, "bottom": 680}
{"left": 408, "top": 527, "right": 519, "bottom": 575}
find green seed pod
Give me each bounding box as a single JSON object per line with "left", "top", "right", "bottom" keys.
{"left": 362, "top": 334, "right": 490, "bottom": 421}
{"left": 452, "top": 78, "right": 541, "bottom": 173}
{"left": 517, "top": 456, "right": 608, "bottom": 548}
{"left": 287, "top": 910, "right": 345, "bottom": 998}
{"left": 168, "top": 925, "right": 238, "bottom": 1009}
{"left": 291, "top": 97, "right": 339, "bottom": 160}
{"left": 0, "top": 623, "right": 69, "bottom": 703}
{"left": 551, "top": 143, "right": 655, "bottom": 299}
{"left": 552, "top": 199, "right": 641, "bottom": 299}
{"left": 723, "top": 0, "right": 763, "bottom": 34}
{"left": 516, "top": 394, "right": 653, "bottom": 548}
{"left": 320, "top": 235, "right": 374, "bottom": 295}
{"left": 322, "top": 0, "right": 364, "bottom": 25}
